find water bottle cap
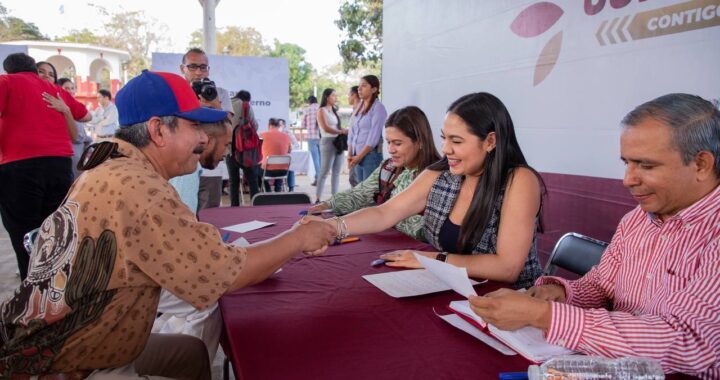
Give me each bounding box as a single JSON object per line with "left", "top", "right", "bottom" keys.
{"left": 527, "top": 365, "right": 540, "bottom": 380}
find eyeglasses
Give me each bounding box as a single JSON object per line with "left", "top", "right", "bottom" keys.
{"left": 184, "top": 64, "right": 209, "bottom": 72}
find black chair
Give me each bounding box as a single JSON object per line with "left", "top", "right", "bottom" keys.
{"left": 543, "top": 232, "right": 609, "bottom": 276}
{"left": 251, "top": 192, "right": 312, "bottom": 206}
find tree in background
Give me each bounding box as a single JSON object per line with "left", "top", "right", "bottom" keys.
{"left": 189, "top": 26, "right": 270, "bottom": 56}
{"left": 56, "top": 28, "right": 100, "bottom": 45}
{"left": 55, "top": 5, "right": 168, "bottom": 79}
{"left": 270, "top": 41, "right": 314, "bottom": 109}
{"left": 335, "top": 0, "right": 382, "bottom": 73}
{"left": 94, "top": 6, "right": 168, "bottom": 79}
{"left": 0, "top": 3, "right": 45, "bottom": 41}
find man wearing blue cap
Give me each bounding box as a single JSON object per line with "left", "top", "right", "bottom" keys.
{"left": 0, "top": 70, "right": 335, "bottom": 379}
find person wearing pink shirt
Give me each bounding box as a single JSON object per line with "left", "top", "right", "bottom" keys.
{"left": 469, "top": 93, "right": 720, "bottom": 378}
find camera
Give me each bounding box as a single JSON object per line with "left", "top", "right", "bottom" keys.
{"left": 191, "top": 78, "right": 218, "bottom": 102}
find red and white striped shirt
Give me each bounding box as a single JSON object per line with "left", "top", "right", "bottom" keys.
{"left": 537, "top": 185, "right": 720, "bottom": 378}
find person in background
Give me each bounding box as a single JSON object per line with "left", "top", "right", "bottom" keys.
{"left": 260, "top": 118, "right": 292, "bottom": 192}
{"left": 468, "top": 93, "right": 720, "bottom": 378}
{"left": 309, "top": 106, "right": 440, "bottom": 241}
{"left": 348, "top": 75, "right": 387, "bottom": 182}
{"left": 37, "top": 62, "right": 80, "bottom": 144}
{"left": 179, "top": 48, "right": 234, "bottom": 210}
{"left": 92, "top": 89, "right": 119, "bottom": 139}
{"left": 0, "top": 53, "right": 89, "bottom": 280}
{"left": 277, "top": 118, "right": 297, "bottom": 191}
{"left": 302, "top": 95, "right": 321, "bottom": 186}
{"left": 347, "top": 86, "right": 360, "bottom": 187}
{"left": 314, "top": 92, "right": 544, "bottom": 289}
{"left": 316, "top": 88, "right": 347, "bottom": 203}
{"left": 57, "top": 77, "right": 93, "bottom": 178}
{"left": 227, "top": 90, "right": 262, "bottom": 203}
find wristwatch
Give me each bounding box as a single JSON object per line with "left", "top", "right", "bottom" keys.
{"left": 435, "top": 252, "right": 448, "bottom": 262}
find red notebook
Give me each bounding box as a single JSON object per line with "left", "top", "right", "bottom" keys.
{"left": 446, "top": 300, "right": 574, "bottom": 363}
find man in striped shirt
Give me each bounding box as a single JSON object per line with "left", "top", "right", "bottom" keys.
{"left": 469, "top": 93, "right": 720, "bottom": 378}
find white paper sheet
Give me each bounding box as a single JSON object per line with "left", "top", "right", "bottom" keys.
{"left": 222, "top": 220, "right": 274, "bottom": 233}
{"left": 230, "top": 237, "right": 250, "bottom": 247}
{"left": 363, "top": 269, "right": 482, "bottom": 298}
{"left": 414, "top": 252, "right": 479, "bottom": 298}
{"left": 434, "top": 310, "right": 516, "bottom": 356}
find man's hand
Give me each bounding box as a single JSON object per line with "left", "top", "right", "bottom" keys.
{"left": 292, "top": 220, "right": 335, "bottom": 256}
{"left": 379, "top": 250, "right": 435, "bottom": 269}
{"left": 527, "top": 284, "right": 566, "bottom": 302}
{"left": 469, "top": 288, "right": 552, "bottom": 331}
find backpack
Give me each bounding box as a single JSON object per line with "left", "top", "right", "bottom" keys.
{"left": 232, "top": 101, "right": 261, "bottom": 167}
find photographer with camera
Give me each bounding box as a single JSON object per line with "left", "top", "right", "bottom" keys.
{"left": 178, "top": 48, "right": 233, "bottom": 211}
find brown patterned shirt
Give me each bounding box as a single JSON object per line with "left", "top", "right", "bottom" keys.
{"left": 0, "top": 139, "right": 247, "bottom": 376}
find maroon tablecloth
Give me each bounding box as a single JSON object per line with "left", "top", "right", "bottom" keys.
{"left": 201, "top": 205, "right": 694, "bottom": 380}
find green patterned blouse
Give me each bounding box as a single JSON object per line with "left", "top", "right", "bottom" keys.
{"left": 326, "top": 165, "right": 426, "bottom": 241}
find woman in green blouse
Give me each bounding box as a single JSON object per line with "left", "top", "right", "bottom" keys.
{"left": 308, "top": 106, "right": 440, "bottom": 241}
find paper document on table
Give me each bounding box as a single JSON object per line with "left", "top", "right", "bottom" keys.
{"left": 363, "top": 269, "right": 482, "bottom": 298}
{"left": 414, "top": 252, "right": 479, "bottom": 298}
{"left": 222, "top": 221, "right": 274, "bottom": 233}
{"left": 446, "top": 298, "right": 574, "bottom": 363}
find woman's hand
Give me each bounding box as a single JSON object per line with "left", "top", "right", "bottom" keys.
{"left": 379, "top": 250, "right": 436, "bottom": 269}
{"left": 348, "top": 155, "right": 362, "bottom": 168}
{"left": 42, "top": 92, "right": 70, "bottom": 115}
{"left": 307, "top": 202, "right": 329, "bottom": 215}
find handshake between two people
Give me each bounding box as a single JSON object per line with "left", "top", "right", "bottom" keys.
{"left": 291, "top": 216, "right": 337, "bottom": 256}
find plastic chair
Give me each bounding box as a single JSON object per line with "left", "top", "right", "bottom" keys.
{"left": 251, "top": 192, "right": 311, "bottom": 206}
{"left": 543, "top": 232, "right": 609, "bottom": 276}
{"left": 262, "top": 155, "right": 292, "bottom": 192}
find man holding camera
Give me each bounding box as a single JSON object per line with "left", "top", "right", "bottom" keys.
{"left": 179, "top": 48, "right": 232, "bottom": 210}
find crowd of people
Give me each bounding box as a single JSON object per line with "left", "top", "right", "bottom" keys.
{"left": 0, "top": 46, "right": 718, "bottom": 379}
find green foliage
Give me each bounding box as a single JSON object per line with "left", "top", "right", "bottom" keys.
{"left": 270, "top": 41, "right": 315, "bottom": 109}
{"left": 335, "top": 0, "right": 382, "bottom": 72}
{"left": 189, "top": 26, "right": 271, "bottom": 56}
{"left": 56, "top": 28, "right": 100, "bottom": 45}
{"left": 94, "top": 7, "right": 167, "bottom": 79}
{"left": 0, "top": 4, "right": 46, "bottom": 41}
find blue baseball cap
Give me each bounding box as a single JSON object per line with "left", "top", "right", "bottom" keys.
{"left": 116, "top": 69, "right": 227, "bottom": 127}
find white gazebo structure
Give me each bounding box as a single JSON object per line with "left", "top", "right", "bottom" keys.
{"left": 1, "top": 40, "right": 129, "bottom": 106}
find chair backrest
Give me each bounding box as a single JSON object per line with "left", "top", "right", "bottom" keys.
{"left": 544, "top": 232, "right": 609, "bottom": 277}
{"left": 251, "top": 192, "right": 312, "bottom": 206}
{"left": 265, "top": 155, "right": 291, "bottom": 173}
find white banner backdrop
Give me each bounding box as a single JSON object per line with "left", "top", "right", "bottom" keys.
{"left": 0, "top": 45, "right": 29, "bottom": 74}
{"left": 152, "top": 53, "right": 289, "bottom": 132}
{"left": 382, "top": 0, "right": 720, "bottom": 180}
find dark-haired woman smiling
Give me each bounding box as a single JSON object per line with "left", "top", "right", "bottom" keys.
{"left": 315, "top": 92, "right": 544, "bottom": 288}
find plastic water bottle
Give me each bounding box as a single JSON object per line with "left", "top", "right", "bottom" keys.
{"left": 527, "top": 355, "right": 665, "bottom": 379}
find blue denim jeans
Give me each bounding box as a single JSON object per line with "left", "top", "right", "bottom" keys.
{"left": 306, "top": 139, "right": 321, "bottom": 181}
{"left": 353, "top": 151, "right": 383, "bottom": 183}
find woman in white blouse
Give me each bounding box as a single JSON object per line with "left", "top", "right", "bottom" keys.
{"left": 315, "top": 88, "right": 348, "bottom": 203}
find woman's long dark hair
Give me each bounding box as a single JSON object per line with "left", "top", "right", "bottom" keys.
{"left": 385, "top": 106, "right": 440, "bottom": 172}
{"left": 428, "top": 92, "right": 545, "bottom": 253}
{"left": 320, "top": 88, "right": 341, "bottom": 129}
{"left": 355, "top": 75, "right": 380, "bottom": 116}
